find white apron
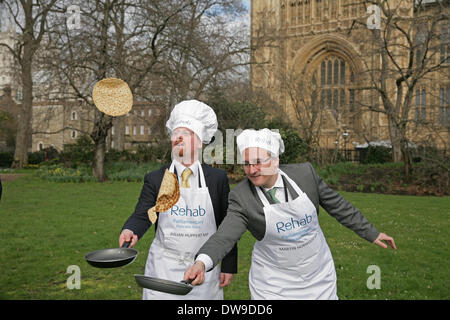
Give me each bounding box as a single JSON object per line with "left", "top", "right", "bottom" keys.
{"left": 249, "top": 170, "right": 338, "bottom": 300}
{"left": 143, "top": 162, "right": 223, "bottom": 300}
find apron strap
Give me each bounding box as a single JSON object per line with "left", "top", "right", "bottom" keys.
{"left": 281, "top": 174, "right": 299, "bottom": 200}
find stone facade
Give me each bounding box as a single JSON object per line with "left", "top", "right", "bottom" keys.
{"left": 251, "top": 0, "right": 449, "bottom": 150}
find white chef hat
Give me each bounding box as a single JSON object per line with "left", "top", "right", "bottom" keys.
{"left": 236, "top": 128, "right": 285, "bottom": 157}
{"left": 166, "top": 99, "right": 218, "bottom": 144}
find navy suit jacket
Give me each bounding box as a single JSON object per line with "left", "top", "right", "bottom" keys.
{"left": 122, "top": 163, "right": 238, "bottom": 274}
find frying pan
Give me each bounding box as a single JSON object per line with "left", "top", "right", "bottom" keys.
{"left": 134, "top": 274, "right": 193, "bottom": 295}
{"left": 85, "top": 241, "right": 138, "bottom": 268}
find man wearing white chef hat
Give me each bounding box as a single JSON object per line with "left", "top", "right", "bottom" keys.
{"left": 120, "top": 99, "right": 237, "bottom": 300}
{"left": 184, "top": 128, "right": 396, "bottom": 299}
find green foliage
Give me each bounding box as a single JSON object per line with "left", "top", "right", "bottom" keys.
{"left": 266, "top": 117, "right": 308, "bottom": 164}
{"left": 0, "top": 110, "right": 16, "bottom": 149}
{"left": 0, "top": 152, "right": 13, "bottom": 168}
{"left": 62, "top": 135, "right": 95, "bottom": 165}
{"left": 36, "top": 164, "right": 97, "bottom": 182}
{"left": 36, "top": 161, "right": 161, "bottom": 183}
{"left": 360, "top": 146, "right": 392, "bottom": 164}
{"left": 207, "top": 96, "right": 268, "bottom": 131}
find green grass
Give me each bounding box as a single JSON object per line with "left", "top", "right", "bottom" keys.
{"left": 0, "top": 174, "right": 449, "bottom": 299}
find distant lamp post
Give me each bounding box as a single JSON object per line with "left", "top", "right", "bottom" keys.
{"left": 342, "top": 131, "right": 349, "bottom": 161}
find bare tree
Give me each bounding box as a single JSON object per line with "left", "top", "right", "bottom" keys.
{"left": 0, "top": 0, "right": 58, "bottom": 168}
{"left": 156, "top": 0, "right": 249, "bottom": 103}
{"left": 44, "top": 0, "right": 189, "bottom": 181}
{"left": 280, "top": 69, "right": 328, "bottom": 161}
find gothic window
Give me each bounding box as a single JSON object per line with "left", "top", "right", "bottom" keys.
{"left": 416, "top": 25, "right": 428, "bottom": 66}
{"left": 290, "top": 1, "right": 297, "bottom": 25}
{"left": 333, "top": 59, "right": 339, "bottom": 84}
{"left": 351, "top": 2, "right": 357, "bottom": 16}
{"left": 342, "top": 0, "right": 349, "bottom": 18}
{"left": 297, "top": 0, "right": 303, "bottom": 24}
{"left": 440, "top": 25, "right": 450, "bottom": 64}
{"left": 315, "top": 56, "right": 354, "bottom": 115}
{"left": 323, "top": 0, "right": 328, "bottom": 18}
{"left": 415, "top": 88, "right": 426, "bottom": 122}
{"left": 304, "top": 0, "right": 310, "bottom": 23}
{"left": 439, "top": 87, "right": 450, "bottom": 126}
{"left": 316, "top": 0, "right": 322, "bottom": 21}
{"left": 330, "top": 0, "right": 337, "bottom": 19}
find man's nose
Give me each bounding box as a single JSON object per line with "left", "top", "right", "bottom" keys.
{"left": 172, "top": 134, "right": 183, "bottom": 143}
{"left": 249, "top": 165, "right": 259, "bottom": 175}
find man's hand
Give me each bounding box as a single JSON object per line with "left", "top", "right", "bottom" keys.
{"left": 373, "top": 232, "right": 397, "bottom": 250}
{"left": 119, "top": 229, "right": 138, "bottom": 248}
{"left": 220, "top": 273, "right": 233, "bottom": 288}
{"left": 184, "top": 261, "right": 206, "bottom": 286}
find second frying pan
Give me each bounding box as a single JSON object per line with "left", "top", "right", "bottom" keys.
{"left": 85, "top": 241, "right": 138, "bottom": 268}
{"left": 134, "top": 274, "right": 193, "bottom": 295}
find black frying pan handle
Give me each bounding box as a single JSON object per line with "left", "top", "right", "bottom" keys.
{"left": 121, "top": 240, "right": 131, "bottom": 248}
{"left": 180, "top": 278, "right": 193, "bottom": 285}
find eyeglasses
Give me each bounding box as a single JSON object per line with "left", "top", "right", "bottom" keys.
{"left": 171, "top": 129, "right": 193, "bottom": 138}
{"left": 243, "top": 157, "right": 272, "bottom": 169}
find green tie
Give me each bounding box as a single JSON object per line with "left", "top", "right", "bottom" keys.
{"left": 267, "top": 188, "right": 280, "bottom": 204}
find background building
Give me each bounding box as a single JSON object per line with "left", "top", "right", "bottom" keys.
{"left": 250, "top": 0, "right": 449, "bottom": 154}
{"left": 0, "top": 24, "right": 166, "bottom": 154}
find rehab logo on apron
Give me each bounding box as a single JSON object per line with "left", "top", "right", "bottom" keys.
{"left": 249, "top": 170, "right": 337, "bottom": 300}
{"left": 143, "top": 161, "right": 223, "bottom": 300}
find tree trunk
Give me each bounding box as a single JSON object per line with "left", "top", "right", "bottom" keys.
{"left": 91, "top": 109, "right": 112, "bottom": 182}
{"left": 388, "top": 117, "right": 403, "bottom": 163}
{"left": 115, "top": 117, "right": 125, "bottom": 151}
{"left": 400, "top": 137, "right": 412, "bottom": 180}
{"left": 93, "top": 136, "right": 107, "bottom": 182}
{"left": 11, "top": 42, "right": 33, "bottom": 168}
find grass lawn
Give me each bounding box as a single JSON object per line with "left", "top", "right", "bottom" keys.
{"left": 0, "top": 173, "right": 449, "bottom": 299}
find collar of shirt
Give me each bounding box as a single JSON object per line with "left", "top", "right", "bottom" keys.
{"left": 263, "top": 171, "right": 283, "bottom": 192}
{"left": 256, "top": 169, "right": 289, "bottom": 206}
{"left": 173, "top": 160, "right": 199, "bottom": 181}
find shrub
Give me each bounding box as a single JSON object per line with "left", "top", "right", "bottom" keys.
{"left": 61, "top": 135, "right": 95, "bottom": 165}
{"left": 360, "top": 146, "right": 392, "bottom": 164}
{"left": 0, "top": 152, "right": 13, "bottom": 168}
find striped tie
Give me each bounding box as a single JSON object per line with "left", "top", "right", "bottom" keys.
{"left": 181, "top": 168, "right": 193, "bottom": 188}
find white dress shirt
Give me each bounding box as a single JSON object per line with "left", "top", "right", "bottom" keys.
{"left": 173, "top": 160, "right": 200, "bottom": 188}
{"left": 257, "top": 170, "right": 291, "bottom": 206}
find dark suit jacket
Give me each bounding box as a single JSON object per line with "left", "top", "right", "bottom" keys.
{"left": 122, "top": 163, "right": 238, "bottom": 274}
{"left": 197, "top": 163, "right": 380, "bottom": 270}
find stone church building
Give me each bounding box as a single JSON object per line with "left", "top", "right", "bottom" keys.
{"left": 250, "top": 0, "right": 449, "bottom": 153}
